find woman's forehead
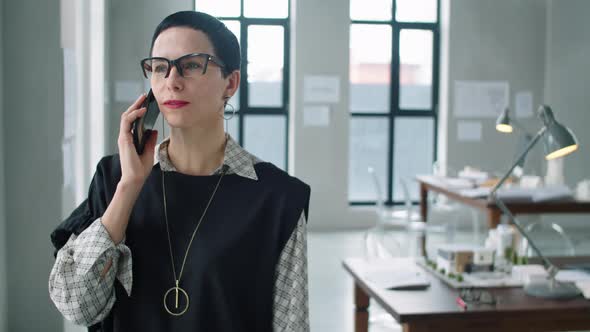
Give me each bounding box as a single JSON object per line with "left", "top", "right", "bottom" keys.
{"left": 152, "top": 27, "right": 215, "bottom": 58}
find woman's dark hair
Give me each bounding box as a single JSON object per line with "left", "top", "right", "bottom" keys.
{"left": 150, "top": 11, "right": 240, "bottom": 77}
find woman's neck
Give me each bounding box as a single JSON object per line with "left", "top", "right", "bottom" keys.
{"left": 166, "top": 127, "right": 227, "bottom": 176}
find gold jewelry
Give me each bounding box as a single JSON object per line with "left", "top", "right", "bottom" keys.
{"left": 161, "top": 150, "right": 227, "bottom": 316}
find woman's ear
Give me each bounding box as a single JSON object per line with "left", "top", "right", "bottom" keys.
{"left": 223, "top": 71, "right": 240, "bottom": 100}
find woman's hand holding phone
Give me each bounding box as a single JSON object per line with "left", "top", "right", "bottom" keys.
{"left": 118, "top": 93, "right": 159, "bottom": 188}
{"left": 100, "top": 93, "right": 159, "bottom": 246}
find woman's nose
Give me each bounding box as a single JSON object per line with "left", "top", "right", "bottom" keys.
{"left": 166, "top": 66, "right": 184, "bottom": 90}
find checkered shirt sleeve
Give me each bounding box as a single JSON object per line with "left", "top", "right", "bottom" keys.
{"left": 273, "top": 211, "right": 310, "bottom": 332}
{"left": 48, "top": 218, "right": 132, "bottom": 326}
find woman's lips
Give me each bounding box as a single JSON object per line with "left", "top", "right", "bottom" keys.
{"left": 163, "top": 100, "right": 190, "bottom": 109}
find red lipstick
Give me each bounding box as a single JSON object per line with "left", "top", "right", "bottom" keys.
{"left": 163, "top": 100, "right": 190, "bottom": 109}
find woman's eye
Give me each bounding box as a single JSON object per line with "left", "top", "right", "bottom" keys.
{"left": 184, "top": 62, "right": 202, "bottom": 70}
{"left": 154, "top": 65, "right": 168, "bottom": 73}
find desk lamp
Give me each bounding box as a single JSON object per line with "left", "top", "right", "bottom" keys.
{"left": 496, "top": 107, "right": 536, "bottom": 172}
{"left": 497, "top": 107, "right": 533, "bottom": 139}
{"left": 490, "top": 105, "right": 579, "bottom": 299}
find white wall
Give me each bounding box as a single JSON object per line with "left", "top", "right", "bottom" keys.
{"left": 291, "top": 0, "right": 365, "bottom": 231}
{"left": 539, "top": 0, "right": 590, "bottom": 228}
{"left": 0, "top": 0, "right": 7, "bottom": 329}
{"left": 544, "top": 0, "right": 590, "bottom": 187}
{"left": 3, "top": 0, "right": 63, "bottom": 330}
{"left": 445, "top": 0, "right": 548, "bottom": 176}
{"left": 444, "top": 0, "right": 590, "bottom": 229}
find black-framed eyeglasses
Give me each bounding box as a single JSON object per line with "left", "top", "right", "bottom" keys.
{"left": 459, "top": 288, "right": 496, "bottom": 305}
{"left": 140, "top": 53, "right": 226, "bottom": 80}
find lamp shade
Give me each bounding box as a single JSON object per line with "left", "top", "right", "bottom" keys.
{"left": 538, "top": 105, "right": 579, "bottom": 160}
{"left": 496, "top": 107, "right": 513, "bottom": 133}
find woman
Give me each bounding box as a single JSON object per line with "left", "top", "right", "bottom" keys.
{"left": 49, "top": 11, "right": 310, "bottom": 332}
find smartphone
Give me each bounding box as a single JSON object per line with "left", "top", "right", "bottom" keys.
{"left": 132, "top": 89, "right": 160, "bottom": 155}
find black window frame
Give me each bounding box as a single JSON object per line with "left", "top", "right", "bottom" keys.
{"left": 349, "top": 0, "right": 441, "bottom": 206}
{"left": 194, "top": 0, "right": 291, "bottom": 170}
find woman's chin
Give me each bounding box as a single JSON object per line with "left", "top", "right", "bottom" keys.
{"left": 164, "top": 114, "right": 218, "bottom": 130}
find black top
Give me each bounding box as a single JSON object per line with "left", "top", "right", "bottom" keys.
{"left": 50, "top": 155, "right": 311, "bottom": 332}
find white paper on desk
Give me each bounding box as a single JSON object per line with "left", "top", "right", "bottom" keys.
{"left": 532, "top": 185, "right": 573, "bottom": 202}
{"left": 303, "top": 75, "right": 340, "bottom": 103}
{"left": 454, "top": 81, "right": 509, "bottom": 118}
{"left": 442, "top": 177, "right": 475, "bottom": 190}
{"left": 556, "top": 270, "right": 590, "bottom": 283}
{"left": 575, "top": 280, "right": 590, "bottom": 299}
{"left": 515, "top": 91, "right": 533, "bottom": 118}
{"left": 365, "top": 269, "right": 430, "bottom": 290}
{"left": 459, "top": 187, "right": 491, "bottom": 198}
{"left": 457, "top": 121, "right": 482, "bottom": 141}
{"left": 496, "top": 186, "right": 573, "bottom": 202}
{"left": 303, "top": 105, "right": 330, "bottom": 127}
{"left": 496, "top": 188, "right": 534, "bottom": 202}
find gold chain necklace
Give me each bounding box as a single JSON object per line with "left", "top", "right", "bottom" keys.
{"left": 160, "top": 149, "right": 227, "bottom": 316}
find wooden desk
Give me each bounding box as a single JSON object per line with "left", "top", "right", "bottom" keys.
{"left": 416, "top": 175, "right": 590, "bottom": 228}
{"left": 343, "top": 257, "right": 590, "bottom": 332}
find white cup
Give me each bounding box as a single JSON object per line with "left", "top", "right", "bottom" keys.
{"left": 576, "top": 180, "right": 590, "bottom": 201}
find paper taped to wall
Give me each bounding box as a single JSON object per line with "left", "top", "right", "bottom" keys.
{"left": 457, "top": 120, "right": 482, "bottom": 141}
{"left": 454, "top": 81, "right": 509, "bottom": 118}
{"left": 303, "top": 75, "right": 340, "bottom": 103}
{"left": 515, "top": 91, "right": 533, "bottom": 118}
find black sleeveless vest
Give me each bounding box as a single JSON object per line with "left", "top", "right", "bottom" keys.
{"left": 50, "top": 154, "right": 311, "bottom": 332}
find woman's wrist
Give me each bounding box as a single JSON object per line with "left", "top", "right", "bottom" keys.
{"left": 117, "top": 178, "right": 144, "bottom": 196}
{"left": 102, "top": 180, "right": 142, "bottom": 244}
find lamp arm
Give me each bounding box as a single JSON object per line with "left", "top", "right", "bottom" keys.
{"left": 490, "top": 126, "right": 547, "bottom": 196}
{"left": 492, "top": 197, "right": 557, "bottom": 276}
{"left": 511, "top": 118, "right": 534, "bottom": 139}
{"left": 489, "top": 124, "right": 559, "bottom": 278}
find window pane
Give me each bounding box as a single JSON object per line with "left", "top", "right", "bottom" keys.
{"left": 245, "top": 0, "right": 288, "bottom": 18}
{"left": 350, "top": 25, "right": 391, "bottom": 113}
{"left": 399, "top": 29, "right": 433, "bottom": 110}
{"left": 350, "top": 0, "right": 392, "bottom": 21}
{"left": 244, "top": 115, "right": 286, "bottom": 170}
{"left": 224, "top": 112, "right": 240, "bottom": 140}
{"left": 221, "top": 20, "right": 241, "bottom": 44}
{"left": 221, "top": 20, "right": 241, "bottom": 110}
{"left": 195, "top": 0, "right": 240, "bottom": 18}
{"left": 395, "top": 0, "right": 437, "bottom": 23}
{"left": 349, "top": 117, "right": 389, "bottom": 201}
{"left": 248, "top": 26, "right": 284, "bottom": 107}
{"left": 392, "top": 117, "right": 434, "bottom": 201}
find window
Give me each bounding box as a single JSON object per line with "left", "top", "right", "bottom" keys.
{"left": 195, "top": 0, "right": 290, "bottom": 170}
{"left": 349, "top": 0, "right": 440, "bottom": 204}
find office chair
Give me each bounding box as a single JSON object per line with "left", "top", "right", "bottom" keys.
{"left": 364, "top": 167, "right": 447, "bottom": 260}
{"left": 519, "top": 220, "right": 576, "bottom": 257}
{"left": 364, "top": 167, "right": 410, "bottom": 260}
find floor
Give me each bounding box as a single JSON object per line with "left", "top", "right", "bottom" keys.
{"left": 308, "top": 225, "right": 590, "bottom": 332}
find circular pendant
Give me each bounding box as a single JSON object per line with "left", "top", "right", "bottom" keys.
{"left": 163, "top": 286, "right": 190, "bottom": 316}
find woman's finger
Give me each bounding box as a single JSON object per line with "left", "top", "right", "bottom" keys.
{"left": 123, "top": 93, "right": 147, "bottom": 115}
{"left": 119, "top": 107, "right": 146, "bottom": 136}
